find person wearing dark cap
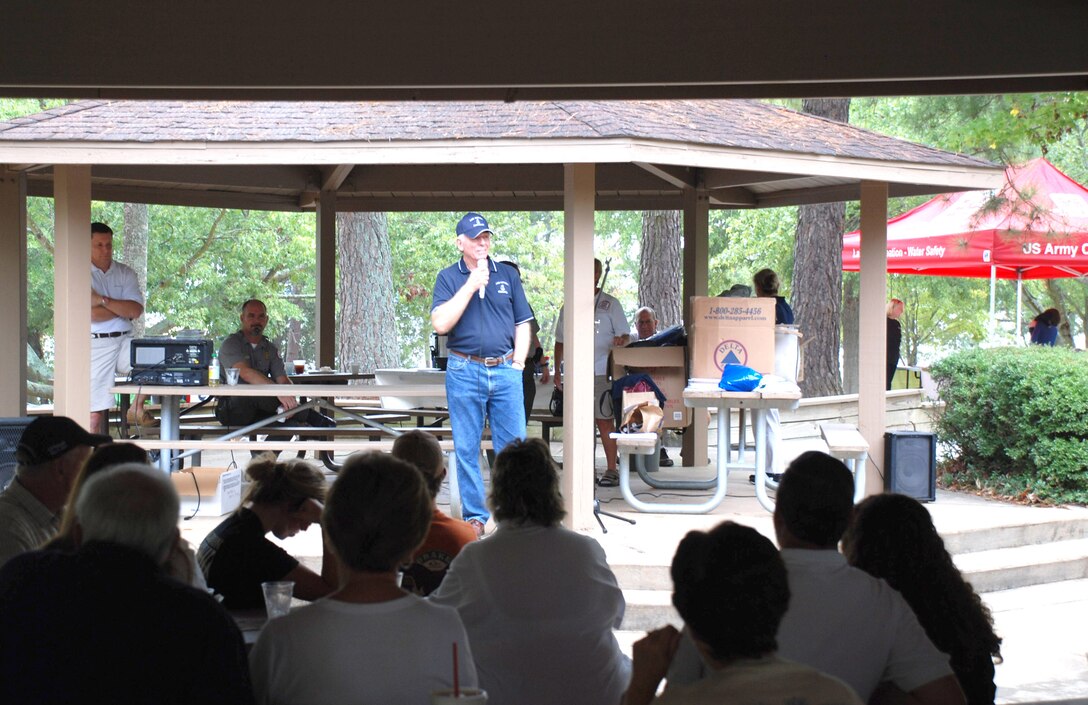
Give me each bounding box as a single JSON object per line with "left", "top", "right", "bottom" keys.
{"left": 431, "top": 213, "right": 534, "bottom": 538}
{"left": 0, "top": 416, "right": 110, "bottom": 568}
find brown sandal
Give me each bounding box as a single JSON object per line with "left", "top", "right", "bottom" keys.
{"left": 597, "top": 470, "right": 619, "bottom": 487}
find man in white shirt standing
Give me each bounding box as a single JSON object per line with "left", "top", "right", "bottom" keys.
{"left": 90, "top": 222, "right": 145, "bottom": 434}
{"left": 553, "top": 258, "right": 630, "bottom": 487}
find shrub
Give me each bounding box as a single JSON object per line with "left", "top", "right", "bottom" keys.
{"left": 931, "top": 346, "right": 1088, "bottom": 504}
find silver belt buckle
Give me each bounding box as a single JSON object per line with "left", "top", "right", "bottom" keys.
{"left": 483, "top": 356, "right": 500, "bottom": 367}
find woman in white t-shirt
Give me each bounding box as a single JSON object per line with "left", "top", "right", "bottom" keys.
{"left": 248, "top": 452, "right": 477, "bottom": 705}
{"left": 431, "top": 437, "right": 630, "bottom": 705}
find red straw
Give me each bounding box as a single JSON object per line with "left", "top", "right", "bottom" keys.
{"left": 453, "top": 641, "right": 460, "bottom": 697}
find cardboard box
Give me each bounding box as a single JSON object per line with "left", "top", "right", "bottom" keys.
{"left": 171, "top": 466, "right": 242, "bottom": 517}
{"left": 609, "top": 346, "right": 691, "bottom": 428}
{"left": 689, "top": 297, "right": 776, "bottom": 378}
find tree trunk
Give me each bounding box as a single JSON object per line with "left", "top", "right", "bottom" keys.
{"left": 638, "top": 211, "right": 683, "bottom": 328}
{"left": 841, "top": 274, "right": 859, "bottom": 394}
{"left": 122, "top": 203, "right": 149, "bottom": 338}
{"left": 792, "top": 98, "right": 850, "bottom": 397}
{"left": 337, "top": 212, "right": 399, "bottom": 371}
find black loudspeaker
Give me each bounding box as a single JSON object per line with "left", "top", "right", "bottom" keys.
{"left": 0, "top": 417, "right": 35, "bottom": 491}
{"left": 884, "top": 431, "right": 937, "bottom": 502}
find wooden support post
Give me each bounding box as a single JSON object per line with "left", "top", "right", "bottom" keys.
{"left": 561, "top": 163, "right": 597, "bottom": 531}
{"left": 53, "top": 166, "right": 93, "bottom": 427}
{"left": 682, "top": 183, "right": 710, "bottom": 466}
{"left": 858, "top": 180, "right": 889, "bottom": 496}
{"left": 0, "top": 167, "right": 27, "bottom": 416}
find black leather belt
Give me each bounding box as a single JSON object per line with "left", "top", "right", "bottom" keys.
{"left": 92, "top": 331, "right": 128, "bottom": 339}
{"left": 449, "top": 350, "right": 514, "bottom": 367}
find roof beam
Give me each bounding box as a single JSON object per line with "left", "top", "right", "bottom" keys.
{"left": 703, "top": 169, "right": 804, "bottom": 190}
{"left": 634, "top": 163, "right": 695, "bottom": 189}
{"left": 0, "top": 2, "right": 1084, "bottom": 100}
{"left": 321, "top": 164, "right": 354, "bottom": 192}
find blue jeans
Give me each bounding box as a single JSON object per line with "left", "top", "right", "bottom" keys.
{"left": 445, "top": 354, "right": 526, "bottom": 523}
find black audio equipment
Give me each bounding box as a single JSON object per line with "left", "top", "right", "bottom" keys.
{"left": 884, "top": 431, "right": 937, "bottom": 502}
{"left": 130, "top": 338, "right": 212, "bottom": 386}
{"left": 0, "top": 417, "right": 34, "bottom": 490}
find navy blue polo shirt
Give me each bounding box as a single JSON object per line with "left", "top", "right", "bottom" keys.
{"left": 432, "top": 257, "right": 534, "bottom": 358}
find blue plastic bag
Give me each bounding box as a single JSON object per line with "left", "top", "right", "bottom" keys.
{"left": 719, "top": 364, "right": 762, "bottom": 392}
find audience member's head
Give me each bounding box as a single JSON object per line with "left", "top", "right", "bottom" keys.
{"left": 14, "top": 416, "right": 111, "bottom": 511}
{"left": 392, "top": 430, "right": 445, "bottom": 499}
{"left": 887, "top": 298, "right": 905, "bottom": 319}
{"left": 752, "top": 268, "right": 781, "bottom": 297}
{"left": 243, "top": 454, "right": 326, "bottom": 509}
{"left": 720, "top": 283, "right": 753, "bottom": 298}
{"left": 843, "top": 492, "right": 1003, "bottom": 663}
{"left": 634, "top": 306, "right": 658, "bottom": 340}
{"left": 671, "top": 521, "right": 789, "bottom": 663}
{"left": 323, "top": 452, "right": 432, "bottom": 573}
{"left": 773, "top": 451, "right": 854, "bottom": 549}
{"left": 49, "top": 442, "right": 150, "bottom": 549}
{"left": 74, "top": 463, "right": 179, "bottom": 564}
{"left": 489, "top": 438, "right": 565, "bottom": 527}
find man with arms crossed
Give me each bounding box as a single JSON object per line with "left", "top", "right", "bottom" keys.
{"left": 90, "top": 221, "right": 145, "bottom": 433}
{"left": 431, "top": 213, "right": 533, "bottom": 538}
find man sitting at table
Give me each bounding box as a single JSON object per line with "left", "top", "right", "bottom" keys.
{"left": 0, "top": 463, "right": 254, "bottom": 704}
{"left": 216, "top": 299, "right": 333, "bottom": 449}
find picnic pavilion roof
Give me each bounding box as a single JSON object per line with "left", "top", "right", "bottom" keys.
{"left": 0, "top": 99, "right": 998, "bottom": 211}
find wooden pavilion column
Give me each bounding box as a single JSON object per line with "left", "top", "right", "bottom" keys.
{"left": 858, "top": 180, "right": 889, "bottom": 495}
{"left": 53, "top": 166, "right": 92, "bottom": 427}
{"left": 0, "top": 167, "right": 27, "bottom": 415}
{"left": 681, "top": 184, "right": 710, "bottom": 466}
{"left": 561, "top": 163, "right": 597, "bottom": 531}
{"left": 315, "top": 190, "right": 337, "bottom": 368}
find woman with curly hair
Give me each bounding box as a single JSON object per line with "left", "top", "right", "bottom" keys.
{"left": 842, "top": 493, "right": 1002, "bottom": 705}
{"left": 198, "top": 455, "right": 336, "bottom": 609}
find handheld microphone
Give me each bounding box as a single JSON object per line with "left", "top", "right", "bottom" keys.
{"left": 478, "top": 258, "right": 487, "bottom": 299}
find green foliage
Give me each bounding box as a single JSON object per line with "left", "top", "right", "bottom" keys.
{"left": 931, "top": 346, "right": 1088, "bottom": 503}
{"left": 708, "top": 208, "right": 797, "bottom": 298}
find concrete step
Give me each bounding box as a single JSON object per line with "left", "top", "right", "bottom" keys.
{"left": 942, "top": 515, "right": 1088, "bottom": 554}
{"left": 954, "top": 537, "right": 1088, "bottom": 593}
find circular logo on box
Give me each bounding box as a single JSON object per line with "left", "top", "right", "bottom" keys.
{"left": 714, "top": 340, "right": 748, "bottom": 371}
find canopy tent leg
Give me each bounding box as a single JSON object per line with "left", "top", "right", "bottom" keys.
{"left": 1016, "top": 270, "right": 1024, "bottom": 344}
{"left": 989, "top": 265, "right": 997, "bottom": 339}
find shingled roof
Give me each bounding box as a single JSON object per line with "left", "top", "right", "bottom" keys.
{"left": 0, "top": 100, "right": 1000, "bottom": 212}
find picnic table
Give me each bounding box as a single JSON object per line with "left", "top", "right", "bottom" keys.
{"left": 112, "top": 383, "right": 447, "bottom": 473}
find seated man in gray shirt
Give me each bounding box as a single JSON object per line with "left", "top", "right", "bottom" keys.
{"left": 215, "top": 299, "right": 333, "bottom": 452}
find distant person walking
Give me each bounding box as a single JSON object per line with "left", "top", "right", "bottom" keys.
{"left": 886, "top": 298, "right": 905, "bottom": 390}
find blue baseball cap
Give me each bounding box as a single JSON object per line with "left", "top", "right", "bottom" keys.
{"left": 456, "top": 212, "right": 494, "bottom": 240}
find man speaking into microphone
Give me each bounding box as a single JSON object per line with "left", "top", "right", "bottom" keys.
{"left": 431, "top": 213, "right": 534, "bottom": 537}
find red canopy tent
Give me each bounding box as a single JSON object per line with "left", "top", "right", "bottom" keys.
{"left": 843, "top": 157, "right": 1088, "bottom": 335}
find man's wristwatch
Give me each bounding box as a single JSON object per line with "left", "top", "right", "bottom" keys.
{"left": 100, "top": 296, "right": 108, "bottom": 308}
